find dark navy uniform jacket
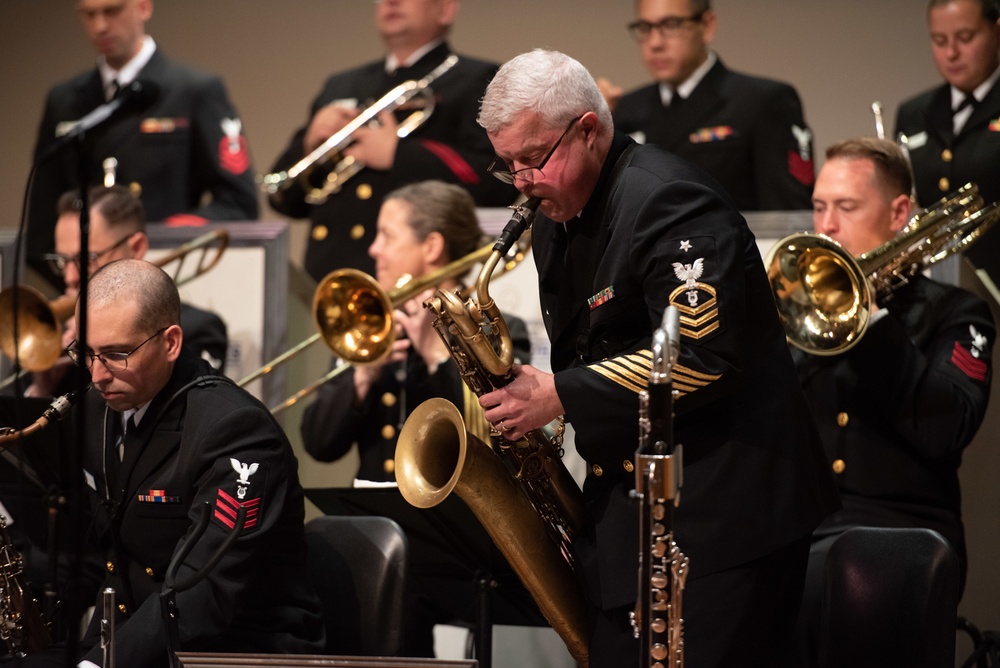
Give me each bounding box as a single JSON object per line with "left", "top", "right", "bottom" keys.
{"left": 614, "top": 58, "right": 814, "bottom": 212}
{"left": 76, "top": 348, "right": 324, "bottom": 667}
{"left": 534, "top": 132, "right": 839, "bottom": 611}
{"left": 29, "top": 49, "right": 259, "bottom": 278}
{"left": 796, "top": 274, "right": 994, "bottom": 584}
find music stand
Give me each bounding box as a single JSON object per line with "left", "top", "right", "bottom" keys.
{"left": 305, "top": 488, "right": 548, "bottom": 668}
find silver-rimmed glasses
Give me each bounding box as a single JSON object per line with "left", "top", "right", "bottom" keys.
{"left": 42, "top": 234, "right": 133, "bottom": 275}
{"left": 487, "top": 115, "right": 582, "bottom": 185}
{"left": 66, "top": 326, "right": 168, "bottom": 371}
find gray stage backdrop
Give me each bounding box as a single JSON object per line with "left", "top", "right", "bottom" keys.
{"left": 2, "top": 1, "right": 997, "bottom": 658}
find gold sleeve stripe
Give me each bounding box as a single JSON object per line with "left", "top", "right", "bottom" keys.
{"left": 672, "top": 373, "right": 714, "bottom": 390}
{"left": 673, "top": 363, "right": 722, "bottom": 382}
{"left": 680, "top": 319, "right": 720, "bottom": 340}
{"left": 680, "top": 307, "right": 719, "bottom": 329}
{"left": 589, "top": 363, "right": 647, "bottom": 393}
{"left": 583, "top": 351, "right": 724, "bottom": 396}
{"left": 610, "top": 353, "right": 653, "bottom": 380}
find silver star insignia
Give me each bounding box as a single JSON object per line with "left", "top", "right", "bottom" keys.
{"left": 679, "top": 240, "right": 692, "bottom": 252}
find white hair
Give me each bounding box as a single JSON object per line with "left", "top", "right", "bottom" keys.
{"left": 478, "top": 49, "right": 613, "bottom": 137}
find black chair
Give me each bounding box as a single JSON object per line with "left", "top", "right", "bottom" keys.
{"left": 304, "top": 515, "right": 409, "bottom": 657}
{"left": 819, "top": 526, "right": 960, "bottom": 668}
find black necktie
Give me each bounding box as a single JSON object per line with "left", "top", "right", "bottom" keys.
{"left": 119, "top": 414, "right": 136, "bottom": 461}
{"left": 954, "top": 94, "right": 977, "bottom": 115}
{"left": 109, "top": 80, "right": 121, "bottom": 101}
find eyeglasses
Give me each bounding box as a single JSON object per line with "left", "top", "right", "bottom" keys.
{"left": 487, "top": 116, "right": 581, "bottom": 185}
{"left": 66, "top": 327, "right": 168, "bottom": 372}
{"left": 43, "top": 234, "right": 133, "bottom": 275}
{"left": 627, "top": 13, "right": 705, "bottom": 41}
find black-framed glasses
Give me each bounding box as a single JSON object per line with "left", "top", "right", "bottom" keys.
{"left": 627, "top": 13, "right": 705, "bottom": 41}
{"left": 42, "top": 234, "right": 133, "bottom": 275}
{"left": 487, "top": 115, "right": 582, "bottom": 185}
{"left": 66, "top": 327, "right": 168, "bottom": 372}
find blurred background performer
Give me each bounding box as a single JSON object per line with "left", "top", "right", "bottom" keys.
{"left": 299, "top": 180, "right": 529, "bottom": 657}
{"left": 18, "top": 259, "right": 324, "bottom": 667}
{"left": 476, "top": 49, "right": 838, "bottom": 668}
{"left": 600, "top": 0, "right": 815, "bottom": 211}
{"left": 267, "top": 0, "right": 515, "bottom": 283}
{"left": 895, "top": 0, "right": 1000, "bottom": 290}
{"left": 27, "top": 184, "right": 228, "bottom": 400}
{"left": 791, "top": 137, "right": 995, "bottom": 666}
{"left": 27, "top": 0, "right": 259, "bottom": 289}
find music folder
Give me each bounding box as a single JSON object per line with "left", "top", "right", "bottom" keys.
{"left": 304, "top": 487, "right": 547, "bottom": 630}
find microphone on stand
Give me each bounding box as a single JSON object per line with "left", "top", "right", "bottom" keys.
{"left": 40, "top": 80, "right": 161, "bottom": 159}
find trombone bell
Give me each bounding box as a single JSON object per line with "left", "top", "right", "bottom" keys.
{"left": 765, "top": 234, "right": 871, "bottom": 356}
{"left": 312, "top": 269, "right": 394, "bottom": 365}
{"left": 0, "top": 286, "right": 67, "bottom": 372}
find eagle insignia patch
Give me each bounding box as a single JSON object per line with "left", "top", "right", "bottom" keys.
{"left": 211, "top": 458, "right": 264, "bottom": 534}
{"left": 669, "top": 257, "right": 720, "bottom": 339}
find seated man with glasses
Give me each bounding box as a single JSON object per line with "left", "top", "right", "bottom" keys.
{"left": 18, "top": 258, "right": 326, "bottom": 667}
{"left": 476, "top": 49, "right": 838, "bottom": 667}
{"left": 600, "top": 0, "right": 815, "bottom": 211}
{"left": 28, "top": 185, "right": 228, "bottom": 399}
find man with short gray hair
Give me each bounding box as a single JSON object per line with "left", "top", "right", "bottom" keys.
{"left": 477, "top": 48, "right": 838, "bottom": 667}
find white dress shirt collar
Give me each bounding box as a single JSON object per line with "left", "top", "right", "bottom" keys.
{"left": 659, "top": 50, "right": 717, "bottom": 106}
{"left": 98, "top": 35, "right": 156, "bottom": 100}
{"left": 385, "top": 38, "right": 444, "bottom": 74}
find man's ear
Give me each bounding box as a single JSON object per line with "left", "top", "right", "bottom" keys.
{"left": 438, "top": 0, "right": 459, "bottom": 29}
{"left": 579, "top": 112, "right": 600, "bottom": 148}
{"left": 128, "top": 231, "right": 149, "bottom": 259}
{"left": 888, "top": 193, "right": 912, "bottom": 233}
{"left": 701, "top": 10, "right": 718, "bottom": 45}
{"left": 163, "top": 324, "right": 183, "bottom": 362}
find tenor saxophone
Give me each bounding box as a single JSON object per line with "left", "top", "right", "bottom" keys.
{"left": 631, "top": 307, "right": 688, "bottom": 667}
{"left": 0, "top": 515, "right": 50, "bottom": 657}
{"left": 396, "top": 198, "right": 590, "bottom": 666}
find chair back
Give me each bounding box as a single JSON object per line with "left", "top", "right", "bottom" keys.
{"left": 820, "top": 526, "right": 960, "bottom": 668}
{"left": 304, "top": 515, "right": 409, "bottom": 656}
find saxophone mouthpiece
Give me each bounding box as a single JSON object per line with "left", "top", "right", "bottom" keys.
{"left": 493, "top": 197, "right": 541, "bottom": 255}
{"left": 41, "top": 383, "right": 91, "bottom": 423}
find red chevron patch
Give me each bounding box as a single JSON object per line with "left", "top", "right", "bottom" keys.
{"left": 951, "top": 341, "right": 987, "bottom": 382}
{"left": 213, "top": 487, "right": 261, "bottom": 531}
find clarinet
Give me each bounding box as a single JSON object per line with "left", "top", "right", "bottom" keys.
{"left": 631, "top": 306, "right": 689, "bottom": 667}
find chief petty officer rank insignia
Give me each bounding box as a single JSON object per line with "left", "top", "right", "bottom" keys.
{"left": 212, "top": 457, "right": 264, "bottom": 534}
{"left": 668, "top": 238, "right": 721, "bottom": 340}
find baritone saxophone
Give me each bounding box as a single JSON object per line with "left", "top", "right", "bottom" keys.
{"left": 396, "top": 197, "right": 590, "bottom": 667}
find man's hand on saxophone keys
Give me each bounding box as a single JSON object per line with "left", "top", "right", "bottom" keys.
{"left": 479, "top": 364, "right": 564, "bottom": 441}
